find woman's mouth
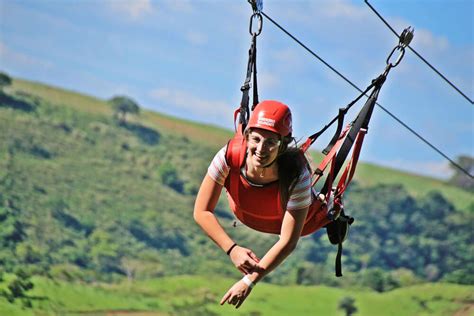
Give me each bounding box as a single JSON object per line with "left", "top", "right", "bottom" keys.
{"left": 254, "top": 153, "right": 267, "bottom": 162}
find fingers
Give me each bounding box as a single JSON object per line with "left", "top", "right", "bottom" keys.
{"left": 236, "top": 297, "right": 245, "bottom": 309}
{"left": 222, "top": 294, "right": 245, "bottom": 309}
{"left": 233, "top": 250, "right": 259, "bottom": 274}
{"left": 243, "top": 259, "right": 258, "bottom": 271}
{"left": 220, "top": 291, "right": 231, "bottom": 305}
{"left": 248, "top": 251, "right": 260, "bottom": 263}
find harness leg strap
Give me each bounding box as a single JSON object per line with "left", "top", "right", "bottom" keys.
{"left": 335, "top": 223, "right": 343, "bottom": 277}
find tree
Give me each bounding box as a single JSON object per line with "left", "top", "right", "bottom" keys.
{"left": 338, "top": 296, "right": 358, "bottom": 316}
{"left": 448, "top": 155, "right": 474, "bottom": 192}
{"left": 0, "top": 72, "right": 12, "bottom": 92}
{"left": 109, "top": 95, "right": 140, "bottom": 124}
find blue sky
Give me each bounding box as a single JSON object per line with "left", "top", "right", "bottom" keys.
{"left": 1, "top": 0, "right": 472, "bottom": 179}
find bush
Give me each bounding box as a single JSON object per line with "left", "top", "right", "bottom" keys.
{"left": 0, "top": 72, "right": 12, "bottom": 91}
{"left": 360, "top": 268, "right": 400, "bottom": 292}
{"left": 338, "top": 296, "right": 358, "bottom": 316}
{"left": 158, "top": 162, "right": 184, "bottom": 193}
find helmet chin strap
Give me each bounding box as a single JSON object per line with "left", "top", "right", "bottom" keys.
{"left": 260, "top": 139, "right": 286, "bottom": 170}
{"left": 262, "top": 156, "right": 278, "bottom": 168}
{"left": 258, "top": 152, "right": 280, "bottom": 177}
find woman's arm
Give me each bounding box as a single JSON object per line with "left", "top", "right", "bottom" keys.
{"left": 248, "top": 205, "right": 309, "bottom": 283}
{"left": 194, "top": 174, "right": 260, "bottom": 273}
{"left": 220, "top": 206, "right": 309, "bottom": 308}
{"left": 194, "top": 174, "right": 234, "bottom": 252}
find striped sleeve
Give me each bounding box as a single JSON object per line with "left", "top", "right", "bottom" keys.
{"left": 207, "top": 146, "right": 230, "bottom": 186}
{"left": 287, "top": 167, "right": 312, "bottom": 211}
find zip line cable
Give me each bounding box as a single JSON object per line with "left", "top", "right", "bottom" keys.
{"left": 259, "top": 11, "right": 473, "bottom": 179}
{"left": 365, "top": 0, "right": 473, "bottom": 105}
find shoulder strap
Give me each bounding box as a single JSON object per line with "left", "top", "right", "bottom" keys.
{"left": 226, "top": 124, "right": 247, "bottom": 169}
{"left": 225, "top": 124, "right": 247, "bottom": 206}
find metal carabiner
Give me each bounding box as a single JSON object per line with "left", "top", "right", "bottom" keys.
{"left": 386, "top": 45, "right": 405, "bottom": 68}
{"left": 249, "top": 12, "right": 263, "bottom": 36}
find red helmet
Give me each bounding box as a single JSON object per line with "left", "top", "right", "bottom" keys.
{"left": 247, "top": 100, "right": 292, "bottom": 137}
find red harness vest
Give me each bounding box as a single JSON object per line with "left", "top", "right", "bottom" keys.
{"left": 224, "top": 129, "right": 331, "bottom": 236}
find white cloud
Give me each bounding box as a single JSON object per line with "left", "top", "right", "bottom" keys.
{"left": 106, "top": 0, "right": 153, "bottom": 20}
{"left": 149, "top": 87, "right": 233, "bottom": 120}
{"left": 270, "top": 47, "right": 307, "bottom": 73}
{"left": 185, "top": 30, "right": 208, "bottom": 46}
{"left": 0, "top": 42, "right": 53, "bottom": 69}
{"left": 283, "top": 0, "right": 452, "bottom": 54}
{"left": 415, "top": 29, "right": 450, "bottom": 51}
{"left": 317, "top": 0, "right": 368, "bottom": 20}
{"left": 258, "top": 72, "right": 280, "bottom": 90}
{"left": 393, "top": 23, "right": 450, "bottom": 53}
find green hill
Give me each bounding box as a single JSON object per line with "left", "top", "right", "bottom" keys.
{"left": 0, "top": 76, "right": 472, "bottom": 313}
{"left": 9, "top": 78, "right": 474, "bottom": 212}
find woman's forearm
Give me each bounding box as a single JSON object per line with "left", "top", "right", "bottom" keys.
{"left": 247, "top": 238, "right": 297, "bottom": 283}
{"left": 246, "top": 207, "right": 308, "bottom": 284}
{"left": 194, "top": 211, "right": 235, "bottom": 253}
{"left": 194, "top": 174, "right": 235, "bottom": 253}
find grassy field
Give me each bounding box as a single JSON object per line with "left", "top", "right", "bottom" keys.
{"left": 0, "top": 275, "right": 472, "bottom": 316}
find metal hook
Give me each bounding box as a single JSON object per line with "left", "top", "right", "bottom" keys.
{"left": 385, "top": 25, "right": 414, "bottom": 68}
{"left": 248, "top": 0, "right": 263, "bottom": 13}
{"left": 399, "top": 26, "right": 415, "bottom": 48}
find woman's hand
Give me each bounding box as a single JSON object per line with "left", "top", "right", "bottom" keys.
{"left": 229, "top": 246, "right": 260, "bottom": 275}
{"left": 220, "top": 279, "right": 253, "bottom": 309}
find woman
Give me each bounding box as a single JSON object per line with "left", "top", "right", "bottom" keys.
{"left": 194, "top": 100, "right": 322, "bottom": 308}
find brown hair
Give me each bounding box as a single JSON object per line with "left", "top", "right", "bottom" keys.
{"left": 277, "top": 135, "right": 310, "bottom": 210}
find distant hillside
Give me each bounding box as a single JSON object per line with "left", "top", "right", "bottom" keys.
{"left": 10, "top": 78, "right": 473, "bottom": 212}
{"left": 0, "top": 76, "right": 472, "bottom": 298}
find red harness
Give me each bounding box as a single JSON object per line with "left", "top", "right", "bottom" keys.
{"left": 224, "top": 125, "right": 333, "bottom": 236}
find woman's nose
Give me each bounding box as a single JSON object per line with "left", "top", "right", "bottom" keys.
{"left": 256, "top": 142, "right": 266, "bottom": 152}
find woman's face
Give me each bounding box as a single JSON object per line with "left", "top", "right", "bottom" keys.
{"left": 246, "top": 128, "right": 281, "bottom": 168}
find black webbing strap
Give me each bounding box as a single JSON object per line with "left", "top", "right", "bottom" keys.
{"left": 239, "top": 34, "right": 258, "bottom": 127}
{"left": 321, "top": 74, "right": 385, "bottom": 277}
{"left": 252, "top": 35, "right": 259, "bottom": 110}
{"left": 303, "top": 76, "right": 380, "bottom": 152}
{"left": 321, "top": 74, "right": 386, "bottom": 195}
{"left": 322, "top": 108, "right": 345, "bottom": 155}
{"left": 335, "top": 220, "right": 343, "bottom": 277}
{"left": 334, "top": 214, "right": 354, "bottom": 277}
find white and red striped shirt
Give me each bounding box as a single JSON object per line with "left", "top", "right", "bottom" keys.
{"left": 208, "top": 146, "right": 312, "bottom": 211}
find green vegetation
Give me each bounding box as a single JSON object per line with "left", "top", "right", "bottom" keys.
{"left": 0, "top": 75, "right": 472, "bottom": 314}
{"left": 0, "top": 276, "right": 472, "bottom": 315}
